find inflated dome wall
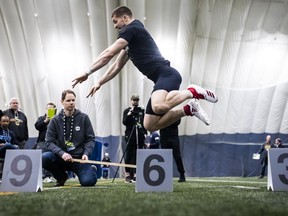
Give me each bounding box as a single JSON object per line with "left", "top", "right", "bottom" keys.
{"left": 0, "top": 0, "right": 288, "bottom": 177}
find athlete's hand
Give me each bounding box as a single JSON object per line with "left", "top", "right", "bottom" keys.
{"left": 72, "top": 73, "right": 89, "bottom": 88}
{"left": 86, "top": 83, "right": 101, "bottom": 98}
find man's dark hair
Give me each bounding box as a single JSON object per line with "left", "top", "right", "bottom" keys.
{"left": 61, "top": 90, "right": 76, "bottom": 101}
{"left": 46, "top": 102, "right": 56, "bottom": 108}
{"left": 0, "top": 114, "right": 9, "bottom": 121}
{"left": 111, "top": 6, "right": 132, "bottom": 18}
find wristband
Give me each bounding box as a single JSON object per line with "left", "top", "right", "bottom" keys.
{"left": 85, "top": 69, "right": 93, "bottom": 76}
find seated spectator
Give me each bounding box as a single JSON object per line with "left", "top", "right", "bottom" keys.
{"left": 102, "top": 152, "right": 111, "bottom": 179}
{"left": 147, "top": 131, "right": 160, "bottom": 149}
{"left": 0, "top": 115, "right": 18, "bottom": 159}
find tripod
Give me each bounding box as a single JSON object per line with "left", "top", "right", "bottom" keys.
{"left": 112, "top": 116, "right": 142, "bottom": 183}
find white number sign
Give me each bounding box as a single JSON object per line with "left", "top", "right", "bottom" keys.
{"left": 136, "top": 149, "right": 173, "bottom": 192}
{"left": 1, "top": 150, "right": 43, "bottom": 192}
{"left": 267, "top": 148, "right": 288, "bottom": 191}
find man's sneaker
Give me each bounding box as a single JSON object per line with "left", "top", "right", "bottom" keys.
{"left": 178, "top": 174, "right": 186, "bottom": 183}
{"left": 54, "top": 174, "right": 69, "bottom": 187}
{"left": 43, "top": 177, "right": 54, "bottom": 183}
{"left": 125, "top": 176, "right": 132, "bottom": 183}
{"left": 187, "top": 84, "right": 218, "bottom": 103}
{"left": 184, "top": 99, "right": 210, "bottom": 125}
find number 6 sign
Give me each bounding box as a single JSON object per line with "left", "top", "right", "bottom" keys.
{"left": 136, "top": 149, "right": 173, "bottom": 192}
{"left": 1, "top": 150, "right": 43, "bottom": 192}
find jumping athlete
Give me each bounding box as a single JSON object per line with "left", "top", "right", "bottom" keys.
{"left": 72, "top": 6, "right": 218, "bottom": 131}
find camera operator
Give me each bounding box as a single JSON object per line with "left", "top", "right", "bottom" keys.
{"left": 122, "top": 94, "right": 147, "bottom": 183}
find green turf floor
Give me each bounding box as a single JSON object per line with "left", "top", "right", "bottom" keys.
{"left": 0, "top": 177, "right": 287, "bottom": 216}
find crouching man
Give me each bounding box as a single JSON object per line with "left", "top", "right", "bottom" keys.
{"left": 42, "top": 89, "right": 97, "bottom": 187}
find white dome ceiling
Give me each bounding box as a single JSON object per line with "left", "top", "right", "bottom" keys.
{"left": 0, "top": 0, "right": 287, "bottom": 138}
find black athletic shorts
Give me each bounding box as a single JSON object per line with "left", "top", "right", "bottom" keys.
{"left": 146, "top": 65, "right": 182, "bottom": 115}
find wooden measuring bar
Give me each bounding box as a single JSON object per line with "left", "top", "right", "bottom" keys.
{"left": 72, "top": 158, "right": 137, "bottom": 168}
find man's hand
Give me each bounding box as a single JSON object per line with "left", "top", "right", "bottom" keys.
{"left": 44, "top": 116, "right": 50, "bottom": 123}
{"left": 62, "top": 152, "right": 73, "bottom": 162}
{"left": 82, "top": 155, "right": 88, "bottom": 160}
{"left": 72, "top": 73, "right": 89, "bottom": 88}
{"left": 74, "top": 155, "right": 88, "bottom": 163}
{"left": 86, "top": 83, "right": 101, "bottom": 98}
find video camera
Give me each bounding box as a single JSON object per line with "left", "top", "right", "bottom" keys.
{"left": 131, "top": 105, "right": 143, "bottom": 123}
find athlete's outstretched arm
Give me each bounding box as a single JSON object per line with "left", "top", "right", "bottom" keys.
{"left": 72, "top": 38, "right": 128, "bottom": 88}
{"left": 86, "top": 49, "right": 129, "bottom": 97}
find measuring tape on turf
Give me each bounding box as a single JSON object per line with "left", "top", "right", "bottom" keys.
{"left": 72, "top": 158, "right": 136, "bottom": 168}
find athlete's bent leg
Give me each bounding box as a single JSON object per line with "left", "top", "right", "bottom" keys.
{"left": 150, "top": 89, "right": 191, "bottom": 115}
{"left": 144, "top": 109, "right": 185, "bottom": 131}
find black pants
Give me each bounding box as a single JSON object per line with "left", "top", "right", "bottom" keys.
{"left": 124, "top": 132, "right": 145, "bottom": 175}
{"left": 260, "top": 156, "right": 268, "bottom": 176}
{"left": 161, "top": 136, "right": 185, "bottom": 175}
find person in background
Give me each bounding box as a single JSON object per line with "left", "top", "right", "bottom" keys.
{"left": 34, "top": 102, "right": 57, "bottom": 183}
{"left": 122, "top": 94, "right": 147, "bottom": 183}
{"left": 3, "top": 98, "right": 28, "bottom": 149}
{"left": 0, "top": 115, "right": 18, "bottom": 158}
{"left": 257, "top": 135, "right": 272, "bottom": 179}
{"left": 102, "top": 152, "right": 111, "bottom": 179}
{"left": 273, "top": 138, "right": 284, "bottom": 148}
{"left": 160, "top": 119, "right": 186, "bottom": 182}
{"left": 35, "top": 102, "right": 57, "bottom": 151}
{"left": 147, "top": 131, "right": 160, "bottom": 149}
{"left": 0, "top": 115, "right": 18, "bottom": 180}
{"left": 42, "top": 89, "right": 97, "bottom": 187}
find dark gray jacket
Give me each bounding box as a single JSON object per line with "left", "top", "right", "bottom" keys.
{"left": 45, "top": 109, "right": 95, "bottom": 159}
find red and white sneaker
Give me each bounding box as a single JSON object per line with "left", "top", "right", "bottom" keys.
{"left": 187, "top": 84, "right": 218, "bottom": 103}
{"left": 183, "top": 99, "right": 210, "bottom": 125}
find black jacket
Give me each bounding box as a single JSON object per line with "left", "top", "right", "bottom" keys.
{"left": 3, "top": 109, "right": 28, "bottom": 143}
{"left": 122, "top": 106, "right": 147, "bottom": 136}
{"left": 45, "top": 109, "right": 95, "bottom": 159}
{"left": 35, "top": 114, "right": 50, "bottom": 142}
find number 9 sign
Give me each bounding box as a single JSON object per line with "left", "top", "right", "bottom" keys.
{"left": 10, "top": 155, "right": 33, "bottom": 186}
{"left": 136, "top": 149, "right": 173, "bottom": 192}
{"left": 1, "top": 150, "right": 42, "bottom": 192}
